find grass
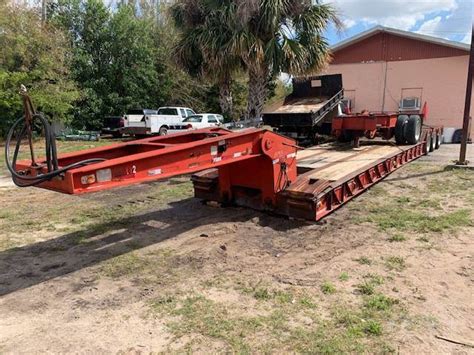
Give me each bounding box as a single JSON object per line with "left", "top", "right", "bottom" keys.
{"left": 385, "top": 256, "right": 406, "bottom": 271}
{"left": 100, "top": 253, "right": 150, "bottom": 278}
{"left": 356, "top": 281, "right": 376, "bottom": 295}
{"left": 356, "top": 274, "right": 385, "bottom": 295}
{"left": 387, "top": 234, "right": 407, "bottom": 242}
{"left": 149, "top": 293, "right": 396, "bottom": 353}
{"left": 339, "top": 272, "right": 350, "bottom": 281}
{"left": 321, "top": 281, "right": 336, "bottom": 295}
{"left": 353, "top": 165, "right": 473, "bottom": 235}
{"left": 354, "top": 256, "right": 372, "bottom": 265}
{"left": 363, "top": 208, "right": 472, "bottom": 233}
{"left": 364, "top": 294, "right": 398, "bottom": 311}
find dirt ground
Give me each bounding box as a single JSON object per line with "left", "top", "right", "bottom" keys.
{"left": 0, "top": 143, "right": 473, "bottom": 354}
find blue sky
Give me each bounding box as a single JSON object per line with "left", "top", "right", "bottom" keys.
{"left": 323, "top": 0, "right": 472, "bottom": 45}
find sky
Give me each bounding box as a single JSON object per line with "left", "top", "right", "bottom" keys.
{"left": 323, "top": 0, "right": 473, "bottom": 46}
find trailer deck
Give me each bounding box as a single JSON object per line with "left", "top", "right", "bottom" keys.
{"left": 274, "top": 141, "right": 424, "bottom": 220}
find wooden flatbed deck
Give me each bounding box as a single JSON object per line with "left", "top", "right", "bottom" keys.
{"left": 296, "top": 143, "right": 409, "bottom": 181}
{"left": 275, "top": 141, "right": 426, "bottom": 220}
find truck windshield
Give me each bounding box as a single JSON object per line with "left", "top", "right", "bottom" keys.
{"left": 183, "top": 115, "right": 203, "bottom": 123}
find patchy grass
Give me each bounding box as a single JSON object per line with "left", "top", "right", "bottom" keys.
{"left": 321, "top": 281, "right": 336, "bottom": 295}
{"left": 387, "top": 234, "right": 407, "bottom": 242}
{"left": 149, "top": 293, "right": 396, "bottom": 353}
{"left": 339, "top": 272, "right": 350, "bottom": 281}
{"left": 355, "top": 274, "right": 385, "bottom": 295}
{"left": 354, "top": 256, "right": 372, "bottom": 265}
{"left": 385, "top": 256, "right": 406, "bottom": 272}
{"left": 363, "top": 273, "right": 384, "bottom": 285}
{"left": 364, "top": 294, "right": 398, "bottom": 311}
{"left": 363, "top": 208, "right": 472, "bottom": 233}
{"left": 100, "top": 253, "right": 150, "bottom": 278}
{"left": 355, "top": 281, "right": 376, "bottom": 295}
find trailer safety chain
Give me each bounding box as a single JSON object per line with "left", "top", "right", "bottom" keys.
{"left": 4, "top": 86, "right": 106, "bottom": 187}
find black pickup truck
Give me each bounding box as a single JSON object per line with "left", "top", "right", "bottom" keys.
{"left": 262, "top": 74, "right": 343, "bottom": 145}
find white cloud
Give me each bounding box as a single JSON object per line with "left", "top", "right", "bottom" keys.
{"left": 329, "top": 0, "right": 457, "bottom": 30}
{"left": 414, "top": 0, "right": 472, "bottom": 43}
{"left": 461, "top": 32, "right": 471, "bottom": 44}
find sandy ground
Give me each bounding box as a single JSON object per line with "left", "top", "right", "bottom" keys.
{"left": 0, "top": 144, "right": 473, "bottom": 353}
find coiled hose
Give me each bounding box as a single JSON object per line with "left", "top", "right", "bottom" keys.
{"left": 5, "top": 112, "right": 106, "bottom": 187}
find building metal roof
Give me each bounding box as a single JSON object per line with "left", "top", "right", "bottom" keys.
{"left": 331, "top": 25, "right": 470, "bottom": 53}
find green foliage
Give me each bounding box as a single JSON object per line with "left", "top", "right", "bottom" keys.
{"left": 49, "top": 0, "right": 173, "bottom": 129}
{"left": 339, "top": 272, "right": 350, "bottom": 281}
{"left": 355, "top": 281, "right": 376, "bottom": 295}
{"left": 321, "top": 281, "right": 336, "bottom": 294}
{"left": 364, "top": 294, "right": 398, "bottom": 311}
{"left": 0, "top": 1, "right": 79, "bottom": 135}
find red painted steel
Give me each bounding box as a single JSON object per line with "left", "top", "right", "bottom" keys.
{"left": 331, "top": 102, "right": 429, "bottom": 142}
{"left": 14, "top": 127, "right": 298, "bottom": 207}
{"left": 14, "top": 126, "right": 437, "bottom": 221}
{"left": 332, "top": 32, "right": 468, "bottom": 64}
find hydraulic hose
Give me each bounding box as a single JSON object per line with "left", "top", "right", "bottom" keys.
{"left": 5, "top": 113, "right": 106, "bottom": 188}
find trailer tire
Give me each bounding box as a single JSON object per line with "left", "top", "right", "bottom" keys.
{"left": 428, "top": 132, "right": 435, "bottom": 152}
{"left": 337, "top": 130, "right": 354, "bottom": 143}
{"left": 405, "top": 115, "right": 422, "bottom": 144}
{"left": 435, "top": 133, "right": 441, "bottom": 149}
{"left": 159, "top": 126, "right": 168, "bottom": 136}
{"left": 395, "top": 115, "right": 409, "bottom": 144}
{"left": 424, "top": 132, "right": 431, "bottom": 155}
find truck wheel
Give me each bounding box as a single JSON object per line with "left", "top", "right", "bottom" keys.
{"left": 424, "top": 133, "right": 431, "bottom": 155}
{"left": 435, "top": 133, "right": 441, "bottom": 149}
{"left": 395, "top": 115, "right": 408, "bottom": 144}
{"left": 428, "top": 133, "right": 435, "bottom": 152}
{"left": 404, "top": 115, "right": 421, "bottom": 144}
{"left": 337, "top": 130, "right": 353, "bottom": 143}
{"left": 159, "top": 126, "right": 168, "bottom": 136}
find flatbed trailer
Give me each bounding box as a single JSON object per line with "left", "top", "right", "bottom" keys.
{"left": 10, "top": 125, "right": 437, "bottom": 222}
{"left": 262, "top": 74, "right": 344, "bottom": 145}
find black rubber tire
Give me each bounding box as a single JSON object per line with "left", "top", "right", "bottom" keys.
{"left": 435, "top": 133, "right": 441, "bottom": 149}
{"left": 405, "top": 115, "right": 422, "bottom": 144}
{"left": 424, "top": 133, "right": 431, "bottom": 155}
{"left": 428, "top": 133, "right": 435, "bottom": 152}
{"left": 337, "top": 130, "right": 354, "bottom": 143}
{"left": 395, "top": 115, "right": 408, "bottom": 144}
{"left": 159, "top": 126, "right": 168, "bottom": 136}
{"left": 112, "top": 131, "right": 123, "bottom": 138}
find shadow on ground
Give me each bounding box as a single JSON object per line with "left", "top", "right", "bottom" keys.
{"left": 0, "top": 197, "right": 307, "bottom": 296}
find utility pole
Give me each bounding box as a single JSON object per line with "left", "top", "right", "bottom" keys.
{"left": 458, "top": 25, "right": 474, "bottom": 165}
{"left": 41, "top": 0, "right": 47, "bottom": 24}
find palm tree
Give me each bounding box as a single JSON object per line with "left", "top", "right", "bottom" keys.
{"left": 233, "top": 0, "right": 340, "bottom": 122}
{"left": 169, "top": 0, "right": 242, "bottom": 119}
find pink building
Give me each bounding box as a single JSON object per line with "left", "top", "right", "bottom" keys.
{"left": 323, "top": 26, "right": 473, "bottom": 141}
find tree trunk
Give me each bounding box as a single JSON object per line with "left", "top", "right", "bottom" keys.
{"left": 218, "top": 77, "right": 233, "bottom": 119}
{"left": 246, "top": 63, "right": 269, "bottom": 125}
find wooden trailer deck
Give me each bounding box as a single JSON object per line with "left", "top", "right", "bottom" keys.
{"left": 296, "top": 143, "right": 408, "bottom": 181}
{"left": 276, "top": 141, "right": 425, "bottom": 220}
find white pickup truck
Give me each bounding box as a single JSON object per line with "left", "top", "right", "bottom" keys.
{"left": 122, "top": 106, "right": 196, "bottom": 136}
